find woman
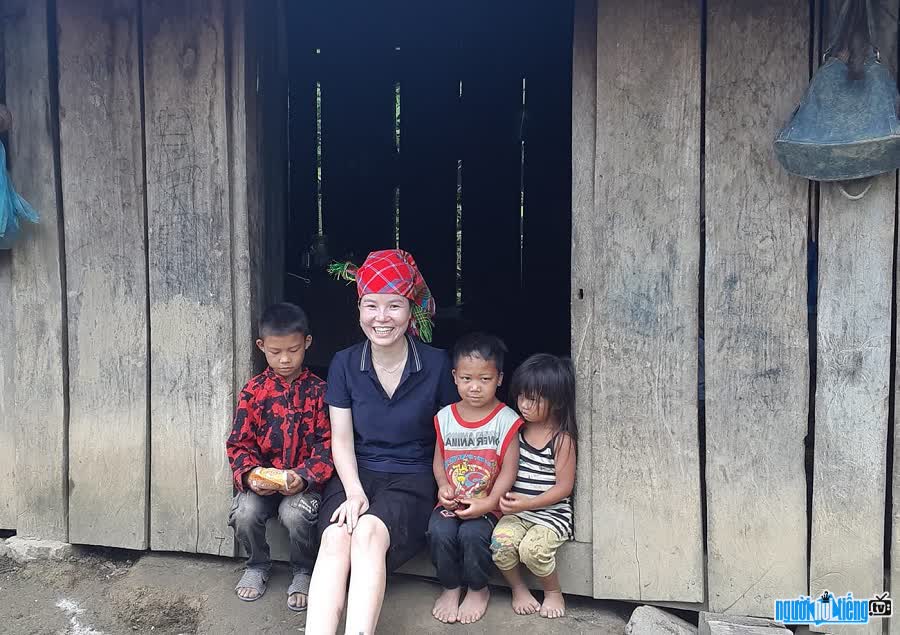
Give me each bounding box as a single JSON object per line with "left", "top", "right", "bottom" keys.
{"left": 305, "top": 249, "right": 457, "bottom": 634}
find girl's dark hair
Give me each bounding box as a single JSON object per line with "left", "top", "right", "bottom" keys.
{"left": 509, "top": 354, "right": 577, "bottom": 450}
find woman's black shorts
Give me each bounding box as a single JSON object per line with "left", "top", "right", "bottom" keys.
{"left": 318, "top": 467, "right": 436, "bottom": 572}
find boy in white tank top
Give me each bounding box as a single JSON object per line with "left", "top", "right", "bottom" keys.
{"left": 428, "top": 333, "right": 523, "bottom": 625}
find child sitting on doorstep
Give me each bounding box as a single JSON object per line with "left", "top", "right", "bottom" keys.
{"left": 429, "top": 332, "right": 523, "bottom": 625}
{"left": 226, "top": 302, "right": 333, "bottom": 612}
{"left": 492, "top": 354, "right": 577, "bottom": 619}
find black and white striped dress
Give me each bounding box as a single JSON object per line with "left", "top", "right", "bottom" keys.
{"left": 510, "top": 432, "right": 574, "bottom": 539}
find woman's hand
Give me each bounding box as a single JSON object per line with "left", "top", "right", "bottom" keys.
{"left": 455, "top": 496, "right": 494, "bottom": 520}
{"left": 331, "top": 492, "right": 370, "bottom": 533}
{"left": 437, "top": 484, "right": 458, "bottom": 510}
{"left": 499, "top": 492, "right": 531, "bottom": 515}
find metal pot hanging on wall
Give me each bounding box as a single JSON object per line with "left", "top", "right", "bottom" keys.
{"left": 775, "top": 0, "right": 900, "bottom": 182}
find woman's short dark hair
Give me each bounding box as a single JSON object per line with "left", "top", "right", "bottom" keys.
{"left": 258, "top": 302, "right": 310, "bottom": 338}
{"left": 452, "top": 332, "right": 508, "bottom": 372}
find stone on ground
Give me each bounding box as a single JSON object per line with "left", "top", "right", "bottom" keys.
{"left": 699, "top": 611, "right": 791, "bottom": 634}
{"left": 626, "top": 605, "right": 698, "bottom": 634}
{"left": 1, "top": 536, "right": 73, "bottom": 563}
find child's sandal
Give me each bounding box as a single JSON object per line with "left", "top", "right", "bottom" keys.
{"left": 287, "top": 572, "right": 311, "bottom": 612}
{"left": 235, "top": 568, "right": 269, "bottom": 602}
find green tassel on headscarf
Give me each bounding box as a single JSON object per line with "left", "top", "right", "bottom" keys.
{"left": 327, "top": 261, "right": 357, "bottom": 284}
{"left": 411, "top": 303, "right": 434, "bottom": 343}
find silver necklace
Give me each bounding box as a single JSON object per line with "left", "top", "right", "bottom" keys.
{"left": 373, "top": 343, "right": 408, "bottom": 374}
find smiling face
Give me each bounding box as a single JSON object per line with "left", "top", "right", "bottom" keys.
{"left": 358, "top": 293, "right": 411, "bottom": 348}
{"left": 453, "top": 355, "right": 503, "bottom": 410}
{"left": 256, "top": 332, "right": 311, "bottom": 382}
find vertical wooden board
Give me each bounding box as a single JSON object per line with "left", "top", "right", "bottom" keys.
{"left": 57, "top": 0, "right": 148, "bottom": 549}
{"left": 591, "top": 0, "right": 703, "bottom": 601}
{"left": 704, "top": 0, "right": 810, "bottom": 616}
{"left": 6, "top": 0, "right": 68, "bottom": 541}
{"left": 570, "top": 0, "right": 596, "bottom": 545}
{"left": 143, "top": 0, "right": 234, "bottom": 555}
{"left": 230, "top": 0, "right": 256, "bottom": 394}
{"left": 812, "top": 3, "right": 896, "bottom": 633}
{"left": 0, "top": 252, "right": 14, "bottom": 529}
{"left": 812, "top": 184, "right": 892, "bottom": 635}
{"left": 459, "top": 3, "right": 523, "bottom": 349}
{"left": 398, "top": 3, "right": 460, "bottom": 310}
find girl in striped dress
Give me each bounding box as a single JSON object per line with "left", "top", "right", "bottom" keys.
{"left": 491, "top": 354, "right": 577, "bottom": 619}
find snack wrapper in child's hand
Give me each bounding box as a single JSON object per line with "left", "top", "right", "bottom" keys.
{"left": 248, "top": 467, "right": 288, "bottom": 490}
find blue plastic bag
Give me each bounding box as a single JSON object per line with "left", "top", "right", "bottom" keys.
{"left": 0, "top": 140, "right": 38, "bottom": 250}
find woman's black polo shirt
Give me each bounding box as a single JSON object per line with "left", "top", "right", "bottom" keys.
{"left": 325, "top": 334, "right": 459, "bottom": 474}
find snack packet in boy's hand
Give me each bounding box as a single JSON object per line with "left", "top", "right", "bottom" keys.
{"left": 248, "top": 467, "right": 288, "bottom": 490}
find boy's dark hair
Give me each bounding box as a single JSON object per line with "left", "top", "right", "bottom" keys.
{"left": 258, "top": 302, "right": 310, "bottom": 338}
{"left": 509, "top": 354, "right": 577, "bottom": 448}
{"left": 452, "top": 332, "right": 508, "bottom": 372}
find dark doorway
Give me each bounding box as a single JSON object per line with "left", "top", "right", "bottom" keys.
{"left": 282, "top": 1, "right": 574, "bottom": 380}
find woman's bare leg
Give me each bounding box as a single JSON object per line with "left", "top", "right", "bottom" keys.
{"left": 306, "top": 525, "right": 352, "bottom": 633}
{"left": 344, "top": 516, "right": 390, "bottom": 635}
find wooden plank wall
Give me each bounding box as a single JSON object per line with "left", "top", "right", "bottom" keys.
{"left": 704, "top": 0, "right": 810, "bottom": 616}
{"left": 5, "top": 0, "right": 69, "bottom": 541}
{"left": 570, "top": 0, "right": 596, "bottom": 545}
{"left": 57, "top": 0, "right": 149, "bottom": 550}
{"left": 590, "top": 0, "right": 704, "bottom": 602}
{"left": 0, "top": 247, "right": 13, "bottom": 529}
{"left": 8, "top": 0, "right": 900, "bottom": 617}
{"left": 142, "top": 0, "right": 235, "bottom": 555}
{"left": 812, "top": 2, "right": 898, "bottom": 631}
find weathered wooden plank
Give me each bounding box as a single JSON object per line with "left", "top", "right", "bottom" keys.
{"left": 57, "top": 0, "right": 148, "bottom": 550}
{"left": 812, "top": 185, "right": 892, "bottom": 635}
{"left": 704, "top": 0, "right": 810, "bottom": 616}
{"left": 570, "top": 0, "right": 596, "bottom": 546}
{"left": 233, "top": 0, "right": 275, "bottom": 383}
{"left": 0, "top": 251, "right": 14, "bottom": 529}
{"left": 143, "top": 0, "right": 234, "bottom": 555}
{"left": 591, "top": 0, "right": 703, "bottom": 601}
{"left": 6, "top": 0, "right": 68, "bottom": 541}
{"left": 811, "top": 3, "right": 896, "bottom": 633}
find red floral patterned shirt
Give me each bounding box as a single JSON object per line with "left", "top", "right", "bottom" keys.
{"left": 226, "top": 367, "right": 333, "bottom": 491}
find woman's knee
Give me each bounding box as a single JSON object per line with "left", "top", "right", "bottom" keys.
{"left": 319, "top": 524, "right": 352, "bottom": 558}
{"left": 350, "top": 515, "right": 390, "bottom": 553}
{"left": 518, "top": 532, "right": 556, "bottom": 578}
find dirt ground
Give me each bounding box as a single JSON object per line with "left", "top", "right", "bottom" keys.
{"left": 0, "top": 545, "right": 632, "bottom": 634}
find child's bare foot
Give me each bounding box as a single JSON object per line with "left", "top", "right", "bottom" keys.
{"left": 510, "top": 584, "right": 541, "bottom": 615}
{"left": 432, "top": 587, "right": 462, "bottom": 623}
{"left": 458, "top": 587, "right": 490, "bottom": 624}
{"left": 540, "top": 590, "right": 566, "bottom": 618}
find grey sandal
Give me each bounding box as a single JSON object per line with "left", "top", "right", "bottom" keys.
{"left": 235, "top": 568, "right": 269, "bottom": 602}
{"left": 287, "top": 572, "right": 311, "bottom": 612}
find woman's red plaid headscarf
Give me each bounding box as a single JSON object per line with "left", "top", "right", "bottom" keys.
{"left": 328, "top": 249, "right": 436, "bottom": 342}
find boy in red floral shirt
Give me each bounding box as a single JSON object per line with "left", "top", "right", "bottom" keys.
{"left": 226, "top": 302, "right": 332, "bottom": 611}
